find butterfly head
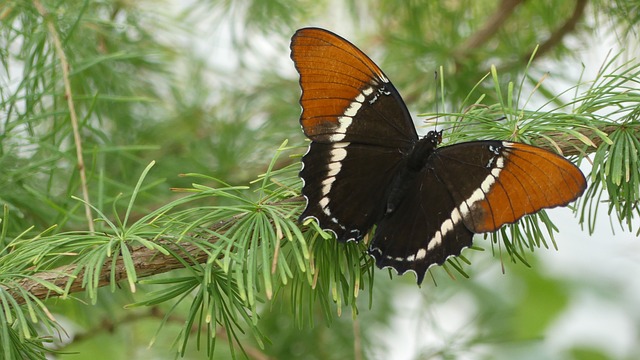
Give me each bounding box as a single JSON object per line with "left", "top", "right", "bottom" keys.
{"left": 424, "top": 130, "right": 443, "bottom": 148}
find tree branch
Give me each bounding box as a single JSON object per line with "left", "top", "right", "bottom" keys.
{"left": 15, "top": 234, "right": 212, "bottom": 305}
{"left": 500, "top": 0, "right": 589, "bottom": 72}
{"left": 453, "top": 0, "right": 589, "bottom": 72}
{"left": 453, "top": 0, "right": 526, "bottom": 62}
{"left": 520, "top": 0, "right": 588, "bottom": 63}
{"left": 10, "top": 123, "right": 620, "bottom": 305}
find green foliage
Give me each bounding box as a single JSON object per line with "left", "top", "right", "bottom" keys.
{"left": 575, "top": 55, "right": 640, "bottom": 234}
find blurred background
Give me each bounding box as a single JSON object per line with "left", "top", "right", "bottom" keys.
{"left": 1, "top": 0, "right": 639, "bottom": 359}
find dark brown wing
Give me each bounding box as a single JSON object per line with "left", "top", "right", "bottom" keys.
{"left": 291, "top": 27, "right": 419, "bottom": 241}
{"left": 370, "top": 140, "right": 586, "bottom": 284}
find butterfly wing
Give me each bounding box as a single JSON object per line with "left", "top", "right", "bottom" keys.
{"left": 432, "top": 141, "right": 587, "bottom": 233}
{"left": 291, "top": 28, "right": 419, "bottom": 241}
{"left": 291, "top": 28, "right": 587, "bottom": 281}
{"left": 300, "top": 142, "right": 405, "bottom": 241}
{"left": 370, "top": 165, "right": 475, "bottom": 284}
{"left": 290, "top": 27, "right": 418, "bottom": 146}
{"left": 370, "top": 140, "right": 587, "bottom": 283}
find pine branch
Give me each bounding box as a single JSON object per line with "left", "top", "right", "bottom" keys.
{"left": 7, "top": 123, "right": 619, "bottom": 305}
{"left": 11, "top": 224, "right": 215, "bottom": 305}
{"left": 533, "top": 124, "right": 619, "bottom": 157}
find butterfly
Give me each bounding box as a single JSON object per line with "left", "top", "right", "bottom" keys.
{"left": 290, "top": 27, "right": 587, "bottom": 284}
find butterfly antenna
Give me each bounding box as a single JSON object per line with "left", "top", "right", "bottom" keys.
{"left": 434, "top": 70, "right": 439, "bottom": 130}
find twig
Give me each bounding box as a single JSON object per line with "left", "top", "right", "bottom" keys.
{"left": 453, "top": 0, "right": 525, "bottom": 62}
{"left": 453, "top": 0, "right": 589, "bottom": 73}
{"left": 500, "top": 0, "right": 589, "bottom": 72}
{"left": 520, "top": 0, "right": 588, "bottom": 63}
{"left": 353, "top": 317, "right": 362, "bottom": 360}
{"left": 52, "top": 307, "right": 272, "bottom": 360}
{"left": 55, "top": 309, "right": 156, "bottom": 347}
{"left": 33, "top": 0, "right": 95, "bottom": 233}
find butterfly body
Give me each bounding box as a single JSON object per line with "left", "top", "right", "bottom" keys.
{"left": 385, "top": 132, "right": 440, "bottom": 214}
{"left": 291, "top": 27, "right": 587, "bottom": 283}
